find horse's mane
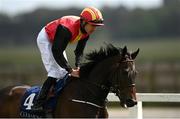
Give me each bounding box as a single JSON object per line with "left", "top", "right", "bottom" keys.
{"left": 80, "top": 44, "right": 122, "bottom": 77}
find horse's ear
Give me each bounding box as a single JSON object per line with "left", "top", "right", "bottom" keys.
{"left": 122, "top": 46, "right": 127, "bottom": 57}
{"left": 131, "top": 48, "right": 140, "bottom": 59}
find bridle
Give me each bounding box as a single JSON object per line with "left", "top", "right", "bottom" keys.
{"left": 110, "top": 59, "right": 136, "bottom": 98}
{"left": 84, "top": 59, "right": 136, "bottom": 99}
{"left": 83, "top": 58, "right": 136, "bottom": 94}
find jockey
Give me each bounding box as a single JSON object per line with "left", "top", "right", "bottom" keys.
{"left": 32, "top": 7, "right": 104, "bottom": 110}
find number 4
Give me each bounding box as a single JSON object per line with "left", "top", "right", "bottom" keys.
{"left": 23, "top": 93, "right": 36, "bottom": 110}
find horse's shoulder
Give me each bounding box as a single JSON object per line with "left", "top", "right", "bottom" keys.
{"left": 9, "top": 85, "right": 31, "bottom": 96}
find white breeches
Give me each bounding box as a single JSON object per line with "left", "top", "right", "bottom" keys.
{"left": 37, "top": 27, "right": 68, "bottom": 79}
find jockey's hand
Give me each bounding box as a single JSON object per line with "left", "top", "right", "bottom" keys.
{"left": 70, "top": 69, "right": 80, "bottom": 78}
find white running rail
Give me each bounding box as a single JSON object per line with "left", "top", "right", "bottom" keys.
{"left": 107, "top": 93, "right": 180, "bottom": 119}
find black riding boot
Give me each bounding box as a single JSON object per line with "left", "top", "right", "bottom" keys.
{"left": 32, "top": 77, "right": 57, "bottom": 111}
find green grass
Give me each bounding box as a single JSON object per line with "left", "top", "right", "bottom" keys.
{"left": 112, "top": 38, "right": 180, "bottom": 62}
{"left": 0, "top": 38, "right": 180, "bottom": 66}
{"left": 0, "top": 46, "right": 41, "bottom": 65}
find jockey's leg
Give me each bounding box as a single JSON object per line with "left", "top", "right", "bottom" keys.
{"left": 32, "top": 77, "right": 56, "bottom": 110}
{"left": 35, "top": 27, "right": 68, "bottom": 111}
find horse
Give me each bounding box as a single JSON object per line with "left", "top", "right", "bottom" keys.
{"left": 0, "top": 44, "right": 139, "bottom": 118}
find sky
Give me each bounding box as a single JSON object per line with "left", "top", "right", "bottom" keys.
{"left": 0, "top": 0, "right": 163, "bottom": 16}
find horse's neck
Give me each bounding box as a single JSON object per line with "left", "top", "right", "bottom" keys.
{"left": 84, "top": 63, "right": 112, "bottom": 103}
{"left": 79, "top": 76, "right": 110, "bottom": 105}
{"left": 88, "top": 61, "right": 110, "bottom": 83}
{"left": 79, "top": 58, "right": 115, "bottom": 105}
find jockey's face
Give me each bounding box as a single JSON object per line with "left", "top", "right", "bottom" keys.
{"left": 84, "top": 23, "right": 97, "bottom": 35}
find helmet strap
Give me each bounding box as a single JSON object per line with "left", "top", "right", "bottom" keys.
{"left": 80, "top": 19, "right": 87, "bottom": 34}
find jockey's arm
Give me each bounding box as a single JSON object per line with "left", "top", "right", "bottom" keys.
{"left": 74, "top": 36, "right": 89, "bottom": 68}
{"left": 52, "top": 25, "right": 73, "bottom": 73}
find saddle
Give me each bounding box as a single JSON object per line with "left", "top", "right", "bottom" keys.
{"left": 19, "top": 74, "right": 69, "bottom": 118}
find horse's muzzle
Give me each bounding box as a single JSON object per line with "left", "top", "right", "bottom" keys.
{"left": 120, "top": 99, "right": 137, "bottom": 108}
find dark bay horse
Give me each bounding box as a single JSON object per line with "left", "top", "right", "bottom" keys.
{"left": 0, "top": 44, "right": 139, "bottom": 118}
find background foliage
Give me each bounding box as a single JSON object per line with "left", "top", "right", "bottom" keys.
{"left": 0, "top": 0, "right": 179, "bottom": 45}
{"left": 0, "top": 0, "right": 180, "bottom": 93}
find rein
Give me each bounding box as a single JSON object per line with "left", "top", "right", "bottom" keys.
{"left": 82, "top": 80, "right": 109, "bottom": 91}
{"left": 71, "top": 99, "right": 104, "bottom": 108}
{"left": 70, "top": 79, "right": 109, "bottom": 109}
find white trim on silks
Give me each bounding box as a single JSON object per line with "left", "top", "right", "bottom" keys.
{"left": 71, "top": 99, "right": 103, "bottom": 108}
